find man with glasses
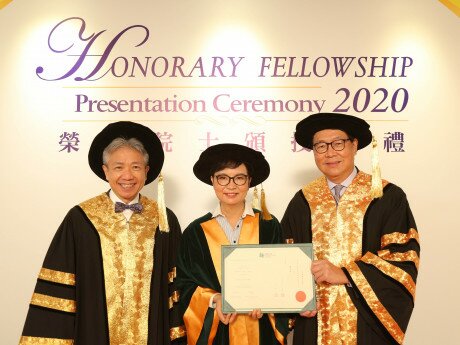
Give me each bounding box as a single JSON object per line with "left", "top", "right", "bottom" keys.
{"left": 281, "top": 113, "right": 419, "bottom": 345}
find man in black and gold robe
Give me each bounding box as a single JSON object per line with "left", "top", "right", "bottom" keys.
{"left": 19, "top": 122, "right": 186, "bottom": 345}
{"left": 282, "top": 113, "right": 420, "bottom": 345}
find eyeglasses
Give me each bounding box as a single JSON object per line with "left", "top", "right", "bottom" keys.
{"left": 313, "top": 139, "right": 351, "bottom": 154}
{"left": 214, "top": 174, "right": 249, "bottom": 186}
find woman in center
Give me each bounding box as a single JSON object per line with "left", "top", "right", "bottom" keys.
{"left": 177, "top": 144, "right": 289, "bottom": 345}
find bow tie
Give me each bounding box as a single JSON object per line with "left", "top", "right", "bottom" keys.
{"left": 114, "top": 201, "right": 143, "bottom": 213}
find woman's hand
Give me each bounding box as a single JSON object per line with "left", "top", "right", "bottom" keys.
{"left": 248, "top": 308, "right": 263, "bottom": 319}
{"left": 213, "top": 293, "right": 237, "bottom": 324}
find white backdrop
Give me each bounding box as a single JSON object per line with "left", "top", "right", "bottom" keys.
{"left": 1, "top": 1, "right": 459, "bottom": 344}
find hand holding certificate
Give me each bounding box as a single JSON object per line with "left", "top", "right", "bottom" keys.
{"left": 222, "top": 243, "right": 315, "bottom": 313}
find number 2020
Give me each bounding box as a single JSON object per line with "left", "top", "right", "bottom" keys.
{"left": 333, "top": 88, "right": 409, "bottom": 113}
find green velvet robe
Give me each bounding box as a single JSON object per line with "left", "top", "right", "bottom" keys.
{"left": 176, "top": 210, "right": 290, "bottom": 345}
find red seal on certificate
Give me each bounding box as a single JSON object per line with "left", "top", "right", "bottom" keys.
{"left": 295, "top": 291, "right": 306, "bottom": 302}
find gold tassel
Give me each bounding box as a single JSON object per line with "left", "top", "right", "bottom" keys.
{"left": 370, "top": 136, "right": 383, "bottom": 199}
{"left": 260, "top": 184, "right": 273, "bottom": 220}
{"left": 157, "top": 172, "right": 170, "bottom": 232}
{"left": 252, "top": 185, "right": 260, "bottom": 210}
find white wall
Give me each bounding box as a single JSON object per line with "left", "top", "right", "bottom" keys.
{"left": 1, "top": 1, "right": 458, "bottom": 344}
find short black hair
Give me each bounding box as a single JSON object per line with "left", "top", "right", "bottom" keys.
{"left": 208, "top": 160, "right": 254, "bottom": 178}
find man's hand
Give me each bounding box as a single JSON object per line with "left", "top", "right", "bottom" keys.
{"left": 299, "top": 309, "right": 317, "bottom": 318}
{"left": 213, "top": 293, "right": 237, "bottom": 324}
{"left": 311, "top": 259, "right": 349, "bottom": 285}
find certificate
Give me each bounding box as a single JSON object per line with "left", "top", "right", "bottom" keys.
{"left": 221, "top": 243, "right": 315, "bottom": 313}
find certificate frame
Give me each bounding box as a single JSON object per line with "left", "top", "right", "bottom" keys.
{"left": 221, "top": 243, "right": 315, "bottom": 313}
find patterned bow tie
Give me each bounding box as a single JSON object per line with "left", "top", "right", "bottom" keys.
{"left": 114, "top": 201, "right": 143, "bottom": 213}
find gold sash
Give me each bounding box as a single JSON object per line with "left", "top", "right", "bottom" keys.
{"left": 303, "top": 172, "right": 387, "bottom": 345}
{"left": 79, "top": 193, "right": 158, "bottom": 345}
{"left": 201, "top": 214, "right": 260, "bottom": 345}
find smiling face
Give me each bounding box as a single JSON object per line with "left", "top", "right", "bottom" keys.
{"left": 313, "top": 129, "right": 358, "bottom": 184}
{"left": 102, "top": 146, "right": 150, "bottom": 203}
{"left": 211, "top": 163, "right": 251, "bottom": 208}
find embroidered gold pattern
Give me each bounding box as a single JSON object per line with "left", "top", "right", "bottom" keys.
{"left": 38, "top": 268, "right": 75, "bottom": 286}
{"left": 285, "top": 238, "right": 294, "bottom": 244}
{"left": 19, "top": 336, "right": 73, "bottom": 345}
{"left": 346, "top": 262, "right": 405, "bottom": 344}
{"left": 168, "top": 267, "right": 177, "bottom": 283}
{"left": 361, "top": 252, "right": 416, "bottom": 299}
{"left": 79, "top": 193, "right": 158, "bottom": 345}
{"left": 381, "top": 228, "right": 419, "bottom": 248}
{"left": 169, "top": 325, "right": 186, "bottom": 340}
{"left": 377, "top": 249, "right": 420, "bottom": 270}
{"left": 302, "top": 172, "right": 388, "bottom": 345}
{"left": 169, "top": 290, "right": 180, "bottom": 309}
{"left": 30, "top": 293, "right": 76, "bottom": 313}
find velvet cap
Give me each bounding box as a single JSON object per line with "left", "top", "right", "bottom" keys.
{"left": 294, "top": 112, "right": 372, "bottom": 150}
{"left": 88, "top": 121, "right": 164, "bottom": 185}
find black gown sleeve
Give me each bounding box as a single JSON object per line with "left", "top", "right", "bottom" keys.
{"left": 281, "top": 191, "right": 311, "bottom": 244}
{"left": 20, "top": 209, "right": 78, "bottom": 344}
{"left": 343, "top": 184, "right": 420, "bottom": 344}
{"left": 167, "top": 208, "right": 187, "bottom": 344}
{"left": 149, "top": 207, "right": 187, "bottom": 345}
{"left": 176, "top": 215, "right": 223, "bottom": 345}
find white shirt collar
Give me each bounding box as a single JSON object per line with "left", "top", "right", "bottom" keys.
{"left": 327, "top": 166, "right": 358, "bottom": 190}
{"left": 212, "top": 201, "right": 255, "bottom": 218}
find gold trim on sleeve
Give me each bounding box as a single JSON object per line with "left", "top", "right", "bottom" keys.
{"left": 381, "top": 228, "right": 419, "bottom": 248}
{"left": 38, "top": 268, "right": 76, "bottom": 286}
{"left": 168, "top": 267, "right": 177, "bottom": 283}
{"left": 169, "top": 325, "right": 186, "bottom": 341}
{"left": 268, "top": 314, "right": 285, "bottom": 345}
{"left": 19, "top": 336, "right": 74, "bottom": 345}
{"left": 377, "top": 249, "right": 420, "bottom": 270}
{"left": 169, "top": 290, "right": 180, "bottom": 309}
{"left": 288, "top": 317, "right": 295, "bottom": 330}
{"left": 347, "top": 262, "right": 405, "bottom": 344}
{"left": 30, "top": 293, "right": 76, "bottom": 313}
{"left": 361, "top": 252, "right": 416, "bottom": 299}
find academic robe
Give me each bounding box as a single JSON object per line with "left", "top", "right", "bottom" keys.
{"left": 281, "top": 172, "right": 420, "bottom": 345}
{"left": 176, "top": 210, "right": 290, "bottom": 345}
{"left": 19, "top": 193, "right": 186, "bottom": 345}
